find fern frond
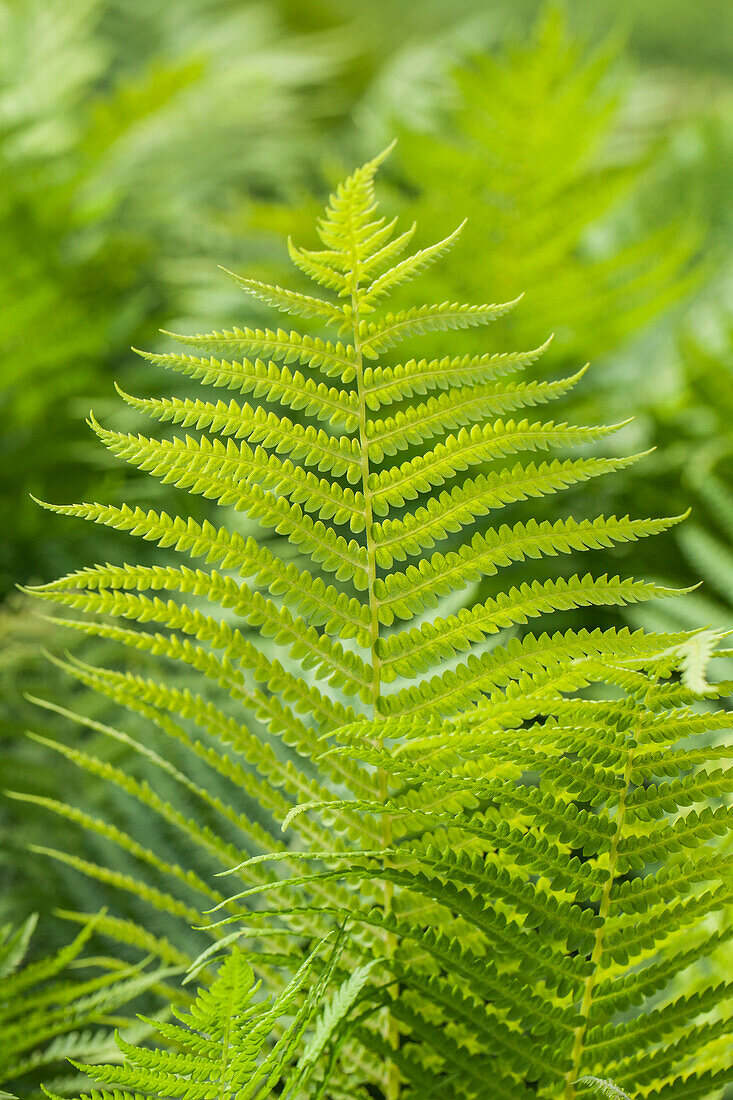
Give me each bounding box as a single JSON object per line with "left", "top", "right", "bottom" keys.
{"left": 26, "top": 149, "right": 728, "bottom": 1098}
{"left": 369, "top": 417, "right": 631, "bottom": 511}
{"left": 378, "top": 575, "right": 680, "bottom": 678}
{"left": 362, "top": 337, "right": 554, "bottom": 406}
{"left": 380, "top": 626, "right": 694, "bottom": 717}
{"left": 360, "top": 298, "right": 519, "bottom": 355}
{"left": 54, "top": 937, "right": 378, "bottom": 1100}
{"left": 88, "top": 419, "right": 368, "bottom": 531}
{"left": 372, "top": 453, "right": 647, "bottom": 565}
{"left": 37, "top": 557, "right": 370, "bottom": 644}
{"left": 374, "top": 514, "right": 684, "bottom": 623}
{"left": 164, "top": 325, "right": 357, "bottom": 380}
{"left": 35, "top": 495, "right": 369, "bottom": 587}
{"left": 29, "top": 582, "right": 372, "bottom": 697}
{"left": 365, "top": 365, "right": 589, "bottom": 460}
{"left": 116, "top": 386, "right": 363, "bottom": 481}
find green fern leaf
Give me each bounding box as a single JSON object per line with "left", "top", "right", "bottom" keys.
{"left": 24, "top": 148, "right": 730, "bottom": 1098}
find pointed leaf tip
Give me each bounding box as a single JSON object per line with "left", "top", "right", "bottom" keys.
{"left": 374, "top": 138, "right": 398, "bottom": 164}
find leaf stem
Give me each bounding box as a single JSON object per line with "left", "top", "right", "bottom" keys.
{"left": 562, "top": 658, "right": 660, "bottom": 1100}
{"left": 562, "top": 743, "right": 633, "bottom": 1100}
{"left": 351, "top": 285, "right": 399, "bottom": 1100}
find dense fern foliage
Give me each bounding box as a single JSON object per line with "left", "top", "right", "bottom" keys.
{"left": 4, "top": 5, "right": 728, "bottom": 953}
{"left": 23, "top": 151, "right": 732, "bottom": 1096}
{"left": 223, "top": 642, "right": 730, "bottom": 1098}
{"left": 56, "top": 935, "right": 378, "bottom": 1100}
{"left": 0, "top": 913, "right": 173, "bottom": 1099}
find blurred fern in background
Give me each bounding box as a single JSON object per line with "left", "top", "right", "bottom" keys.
{"left": 391, "top": 9, "right": 699, "bottom": 366}
{"left": 630, "top": 328, "right": 733, "bottom": 659}
{"left": 0, "top": 0, "right": 338, "bottom": 594}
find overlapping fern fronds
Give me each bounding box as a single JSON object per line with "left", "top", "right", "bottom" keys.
{"left": 52, "top": 933, "right": 378, "bottom": 1100}
{"left": 21, "top": 148, "right": 730, "bottom": 1096}
{"left": 0, "top": 913, "right": 176, "bottom": 1100}
{"left": 211, "top": 640, "right": 732, "bottom": 1098}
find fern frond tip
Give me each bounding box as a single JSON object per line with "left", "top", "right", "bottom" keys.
{"left": 370, "top": 137, "right": 398, "bottom": 167}
{"left": 112, "top": 381, "right": 136, "bottom": 404}
{"left": 28, "top": 493, "right": 57, "bottom": 511}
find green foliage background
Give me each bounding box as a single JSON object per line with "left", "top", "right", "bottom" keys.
{"left": 0, "top": 2, "right": 730, "bottom": 1090}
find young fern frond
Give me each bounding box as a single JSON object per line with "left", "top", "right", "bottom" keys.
{"left": 23, "top": 149, "right": 730, "bottom": 1097}
{"left": 29, "top": 147, "right": 686, "bottom": 713}
{"left": 578, "top": 1079, "right": 633, "bottom": 1100}
{"left": 48, "top": 935, "right": 378, "bottom": 1100}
